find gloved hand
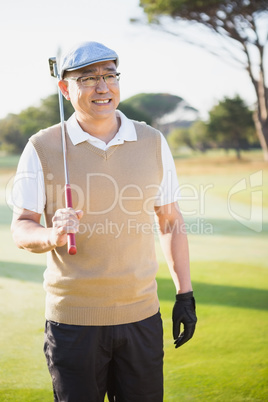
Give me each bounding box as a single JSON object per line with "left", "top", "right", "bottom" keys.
{"left": 172, "top": 291, "right": 197, "bottom": 348}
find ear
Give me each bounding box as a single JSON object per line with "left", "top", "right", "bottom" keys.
{"left": 58, "top": 80, "right": 70, "bottom": 100}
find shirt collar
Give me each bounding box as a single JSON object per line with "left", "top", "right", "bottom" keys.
{"left": 66, "top": 110, "right": 137, "bottom": 148}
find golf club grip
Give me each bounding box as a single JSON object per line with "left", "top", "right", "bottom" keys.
{"left": 65, "top": 184, "right": 77, "bottom": 255}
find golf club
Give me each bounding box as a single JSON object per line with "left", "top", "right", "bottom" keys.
{"left": 49, "top": 57, "right": 77, "bottom": 255}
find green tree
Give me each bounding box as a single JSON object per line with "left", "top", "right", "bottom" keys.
{"left": 119, "top": 93, "right": 184, "bottom": 125}
{"left": 118, "top": 101, "right": 152, "bottom": 124}
{"left": 168, "top": 127, "right": 193, "bottom": 151}
{"left": 40, "top": 94, "right": 74, "bottom": 124}
{"left": 188, "top": 120, "right": 211, "bottom": 152}
{"left": 207, "top": 95, "right": 256, "bottom": 158}
{"left": 0, "top": 94, "right": 74, "bottom": 154}
{"left": 0, "top": 114, "right": 24, "bottom": 154}
{"left": 1, "top": 91, "right": 192, "bottom": 154}
{"left": 168, "top": 120, "right": 210, "bottom": 152}
{"left": 138, "top": 0, "right": 268, "bottom": 160}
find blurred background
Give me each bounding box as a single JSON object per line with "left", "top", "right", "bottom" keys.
{"left": 0, "top": 1, "right": 267, "bottom": 400}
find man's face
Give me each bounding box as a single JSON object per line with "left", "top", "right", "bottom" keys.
{"left": 59, "top": 60, "right": 120, "bottom": 122}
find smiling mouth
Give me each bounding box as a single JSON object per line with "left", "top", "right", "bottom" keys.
{"left": 93, "top": 99, "right": 111, "bottom": 104}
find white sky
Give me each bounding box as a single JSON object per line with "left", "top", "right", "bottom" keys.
{"left": 0, "top": 0, "right": 265, "bottom": 121}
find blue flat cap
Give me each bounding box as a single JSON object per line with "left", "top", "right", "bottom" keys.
{"left": 59, "top": 41, "right": 119, "bottom": 79}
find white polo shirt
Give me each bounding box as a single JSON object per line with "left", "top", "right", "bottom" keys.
{"left": 9, "top": 111, "right": 180, "bottom": 213}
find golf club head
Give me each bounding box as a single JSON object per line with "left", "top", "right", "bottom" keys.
{"left": 48, "top": 57, "right": 58, "bottom": 78}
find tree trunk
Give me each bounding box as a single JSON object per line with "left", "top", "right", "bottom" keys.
{"left": 251, "top": 60, "right": 268, "bottom": 162}
{"left": 253, "top": 109, "right": 268, "bottom": 162}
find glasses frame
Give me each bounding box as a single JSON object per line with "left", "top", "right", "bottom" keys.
{"left": 66, "top": 72, "right": 121, "bottom": 87}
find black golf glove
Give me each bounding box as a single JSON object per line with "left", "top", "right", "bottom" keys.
{"left": 172, "top": 291, "right": 197, "bottom": 348}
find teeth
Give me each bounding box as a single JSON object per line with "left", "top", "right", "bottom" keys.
{"left": 94, "top": 100, "right": 110, "bottom": 104}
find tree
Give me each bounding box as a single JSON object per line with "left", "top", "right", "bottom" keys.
{"left": 207, "top": 95, "right": 256, "bottom": 158}
{"left": 0, "top": 114, "right": 25, "bottom": 154}
{"left": 1, "top": 92, "right": 195, "bottom": 154}
{"left": 168, "top": 127, "right": 193, "bottom": 151}
{"left": 119, "top": 93, "right": 183, "bottom": 123}
{"left": 167, "top": 95, "right": 256, "bottom": 157}
{"left": 188, "top": 120, "right": 211, "bottom": 152}
{"left": 138, "top": 0, "right": 268, "bottom": 160}
{"left": 168, "top": 120, "right": 211, "bottom": 152}
{"left": 118, "top": 101, "right": 152, "bottom": 124}
{"left": 0, "top": 94, "right": 74, "bottom": 154}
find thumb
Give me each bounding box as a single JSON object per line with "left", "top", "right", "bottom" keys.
{"left": 76, "top": 210, "right": 84, "bottom": 220}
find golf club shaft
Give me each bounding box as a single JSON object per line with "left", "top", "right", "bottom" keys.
{"left": 58, "top": 76, "right": 77, "bottom": 256}
{"left": 49, "top": 57, "right": 77, "bottom": 255}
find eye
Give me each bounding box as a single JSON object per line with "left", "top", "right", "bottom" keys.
{"left": 82, "top": 76, "right": 97, "bottom": 83}
{"left": 104, "top": 74, "right": 119, "bottom": 84}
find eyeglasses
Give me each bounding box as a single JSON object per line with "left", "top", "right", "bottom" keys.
{"left": 66, "top": 72, "right": 120, "bottom": 87}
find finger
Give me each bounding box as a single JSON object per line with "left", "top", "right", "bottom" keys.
{"left": 76, "top": 210, "right": 83, "bottom": 220}
{"left": 54, "top": 208, "right": 70, "bottom": 216}
{"left": 53, "top": 217, "right": 78, "bottom": 233}
{"left": 173, "top": 320, "right": 181, "bottom": 340}
{"left": 52, "top": 209, "right": 69, "bottom": 223}
{"left": 174, "top": 334, "right": 187, "bottom": 348}
{"left": 56, "top": 226, "right": 68, "bottom": 236}
{"left": 66, "top": 207, "right": 79, "bottom": 217}
{"left": 54, "top": 208, "right": 78, "bottom": 218}
{"left": 66, "top": 217, "right": 79, "bottom": 233}
{"left": 53, "top": 208, "right": 78, "bottom": 222}
{"left": 174, "top": 323, "right": 196, "bottom": 348}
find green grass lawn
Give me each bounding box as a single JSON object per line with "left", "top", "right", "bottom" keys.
{"left": 0, "top": 151, "right": 268, "bottom": 401}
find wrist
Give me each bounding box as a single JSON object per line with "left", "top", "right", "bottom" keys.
{"left": 177, "top": 286, "right": 193, "bottom": 295}
{"left": 47, "top": 228, "right": 58, "bottom": 250}
{"left": 176, "top": 291, "right": 193, "bottom": 301}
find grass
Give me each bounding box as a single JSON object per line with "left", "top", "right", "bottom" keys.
{"left": 0, "top": 150, "right": 268, "bottom": 401}
{"left": 156, "top": 257, "right": 268, "bottom": 401}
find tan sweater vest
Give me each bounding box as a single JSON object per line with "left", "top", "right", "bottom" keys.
{"left": 30, "top": 120, "right": 163, "bottom": 325}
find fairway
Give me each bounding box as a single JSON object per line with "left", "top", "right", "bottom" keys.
{"left": 0, "top": 151, "right": 268, "bottom": 401}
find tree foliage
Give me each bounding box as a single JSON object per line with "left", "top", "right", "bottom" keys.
{"left": 0, "top": 95, "right": 74, "bottom": 154}
{"left": 0, "top": 114, "right": 24, "bottom": 154}
{"left": 140, "top": 0, "right": 268, "bottom": 23}
{"left": 168, "top": 120, "right": 210, "bottom": 152}
{"left": 168, "top": 127, "right": 193, "bottom": 150}
{"left": 0, "top": 90, "right": 255, "bottom": 158}
{"left": 207, "top": 95, "right": 256, "bottom": 158}
{"left": 139, "top": 0, "right": 268, "bottom": 159}
{"left": 189, "top": 120, "right": 211, "bottom": 152}
{"left": 118, "top": 100, "right": 152, "bottom": 125}
{"left": 0, "top": 92, "right": 187, "bottom": 153}
{"left": 119, "top": 93, "right": 183, "bottom": 122}
{"left": 167, "top": 95, "right": 256, "bottom": 158}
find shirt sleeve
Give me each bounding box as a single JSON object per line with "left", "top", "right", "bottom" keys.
{"left": 8, "top": 131, "right": 178, "bottom": 212}
{"left": 8, "top": 141, "right": 46, "bottom": 214}
{"left": 154, "top": 133, "right": 180, "bottom": 207}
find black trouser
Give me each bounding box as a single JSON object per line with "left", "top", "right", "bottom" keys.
{"left": 44, "top": 312, "right": 164, "bottom": 402}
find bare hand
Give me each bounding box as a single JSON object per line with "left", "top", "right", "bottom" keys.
{"left": 50, "top": 208, "right": 83, "bottom": 248}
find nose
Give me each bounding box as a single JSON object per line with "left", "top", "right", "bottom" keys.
{"left": 95, "top": 76, "right": 109, "bottom": 92}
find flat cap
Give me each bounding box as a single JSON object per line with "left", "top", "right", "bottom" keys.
{"left": 59, "top": 41, "right": 119, "bottom": 79}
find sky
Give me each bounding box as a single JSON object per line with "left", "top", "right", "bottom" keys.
{"left": 1, "top": 0, "right": 265, "bottom": 121}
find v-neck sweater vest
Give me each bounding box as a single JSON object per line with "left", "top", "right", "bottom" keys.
{"left": 30, "top": 120, "right": 163, "bottom": 325}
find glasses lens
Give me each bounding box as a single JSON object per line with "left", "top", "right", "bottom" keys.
{"left": 80, "top": 76, "right": 98, "bottom": 87}
{"left": 104, "top": 73, "right": 120, "bottom": 84}
{"left": 80, "top": 73, "right": 120, "bottom": 87}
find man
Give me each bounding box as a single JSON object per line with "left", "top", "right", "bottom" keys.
{"left": 10, "top": 41, "right": 197, "bottom": 402}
